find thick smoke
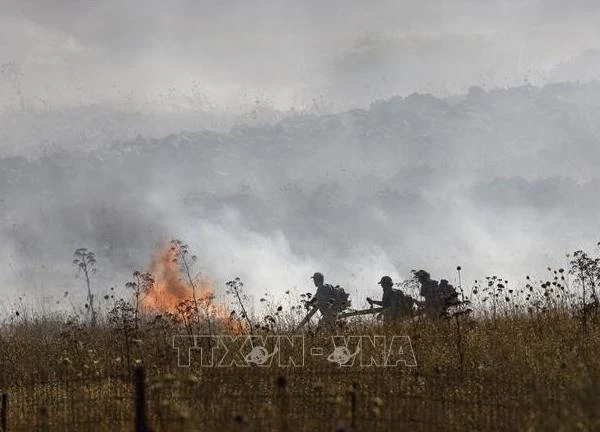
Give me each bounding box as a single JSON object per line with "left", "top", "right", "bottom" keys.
{"left": 2, "top": 83, "right": 600, "bottom": 312}
{"left": 1, "top": 1, "right": 600, "bottom": 312}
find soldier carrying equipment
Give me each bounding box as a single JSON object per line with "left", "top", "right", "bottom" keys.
{"left": 296, "top": 272, "right": 351, "bottom": 329}
{"left": 367, "top": 276, "right": 418, "bottom": 322}
{"left": 338, "top": 276, "right": 419, "bottom": 322}
{"left": 414, "top": 270, "right": 459, "bottom": 317}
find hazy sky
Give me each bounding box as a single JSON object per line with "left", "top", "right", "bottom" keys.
{"left": 1, "top": 1, "right": 600, "bottom": 313}
{"left": 2, "top": 0, "right": 600, "bottom": 111}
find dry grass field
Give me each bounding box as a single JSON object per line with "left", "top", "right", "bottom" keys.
{"left": 2, "top": 244, "right": 600, "bottom": 431}
{"left": 1, "top": 306, "right": 599, "bottom": 431}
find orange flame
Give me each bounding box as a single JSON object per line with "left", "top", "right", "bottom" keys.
{"left": 141, "top": 241, "right": 243, "bottom": 332}
{"left": 141, "top": 241, "right": 210, "bottom": 311}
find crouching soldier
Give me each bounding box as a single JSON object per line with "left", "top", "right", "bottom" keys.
{"left": 414, "top": 270, "right": 459, "bottom": 318}
{"left": 367, "top": 276, "right": 417, "bottom": 322}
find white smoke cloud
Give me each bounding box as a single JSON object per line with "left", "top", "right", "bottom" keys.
{"left": 2, "top": 1, "right": 600, "bottom": 315}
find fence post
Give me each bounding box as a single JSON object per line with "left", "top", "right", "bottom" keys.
{"left": 134, "top": 366, "right": 148, "bottom": 432}
{"left": 38, "top": 406, "right": 49, "bottom": 432}
{"left": 1, "top": 392, "right": 7, "bottom": 432}
{"left": 350, "top": 383, "right": 358, "bottom": 431}
{"left": 276, "top": 376, "right": 288, "bottom": 432}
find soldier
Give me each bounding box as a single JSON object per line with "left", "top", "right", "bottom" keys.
{"left": 306, "top": 272, "right": 350, "bottom": 326}
{"left": 439, "top": 279, "right": 459, "bottom": 305}
{"left": 414, "top": 269, "right": 441, "bottom": 317}
{"left": 367, "top": 276, "right": 417, "bottom": 322}
{"left": 414, "top": 270, "right": 458, "bottom": 317}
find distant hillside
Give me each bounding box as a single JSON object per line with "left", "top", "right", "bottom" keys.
{"left": 1, "top": 81, "right": 600, "bottom": 303}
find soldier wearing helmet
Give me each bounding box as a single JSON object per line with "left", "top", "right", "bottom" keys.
{"left": 367, "top": 276, "right": 416, "bottom": 322}
{"left": 308, "top": 272, "right": 349, "bottom": 325}
{"left": 414, "top": 269, "right": 457, "bottom": 317}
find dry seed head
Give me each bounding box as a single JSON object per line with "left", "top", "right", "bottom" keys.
{"left": 186, "top": 375, "right": 199, "bottom": 384}
{"left": 372, "top": 396, "right": 384, "bottom": 407}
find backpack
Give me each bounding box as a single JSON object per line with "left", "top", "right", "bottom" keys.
{"left": 320, "top": 284, "right": 351, "bottom": 311}
{"left": 439, "top": 280, "right": 459, "bottom": 305}
{"left": 332, "top": 285, "right": 351, "bottom": 310}
{"left": 389, "top": 289, "right": 414, "bottom": 315}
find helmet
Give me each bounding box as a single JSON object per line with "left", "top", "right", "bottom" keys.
{"left": 414, "top": 270, "right": 430, "bottom": 279}
{"left": 311, "top": 272, "right": 324, "bottom": 283}
{"left": 378, "top": 276, "right": 393, "bottom": 286}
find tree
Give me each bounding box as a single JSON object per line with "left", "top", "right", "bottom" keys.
{"left": 125, "top": 270, "right": 154, "bottom": 331}
{"left": 171, "top": 239, "right": 214, "bottom": 336}
{"left": 73, "top": 248, "right": 98, "bottom": 326}
{"left": 226, "top": 277, "right": 253, "bottom": 334}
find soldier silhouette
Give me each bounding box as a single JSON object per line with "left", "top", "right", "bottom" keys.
{"left": 414, "top": 270, "right": 458, "bottom": 317}
{"left": 307, "top": 272, "right": 349, "bottom": 326}
{"left": 367, "top": 276, "right": 417, "bottom": 322}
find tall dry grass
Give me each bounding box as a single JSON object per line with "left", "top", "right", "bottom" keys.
{"left": 1, "top": 305, "right": 600, "bottom": 431}
{"left": 2, "top": 245, "right": 600, "bottom": 430}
